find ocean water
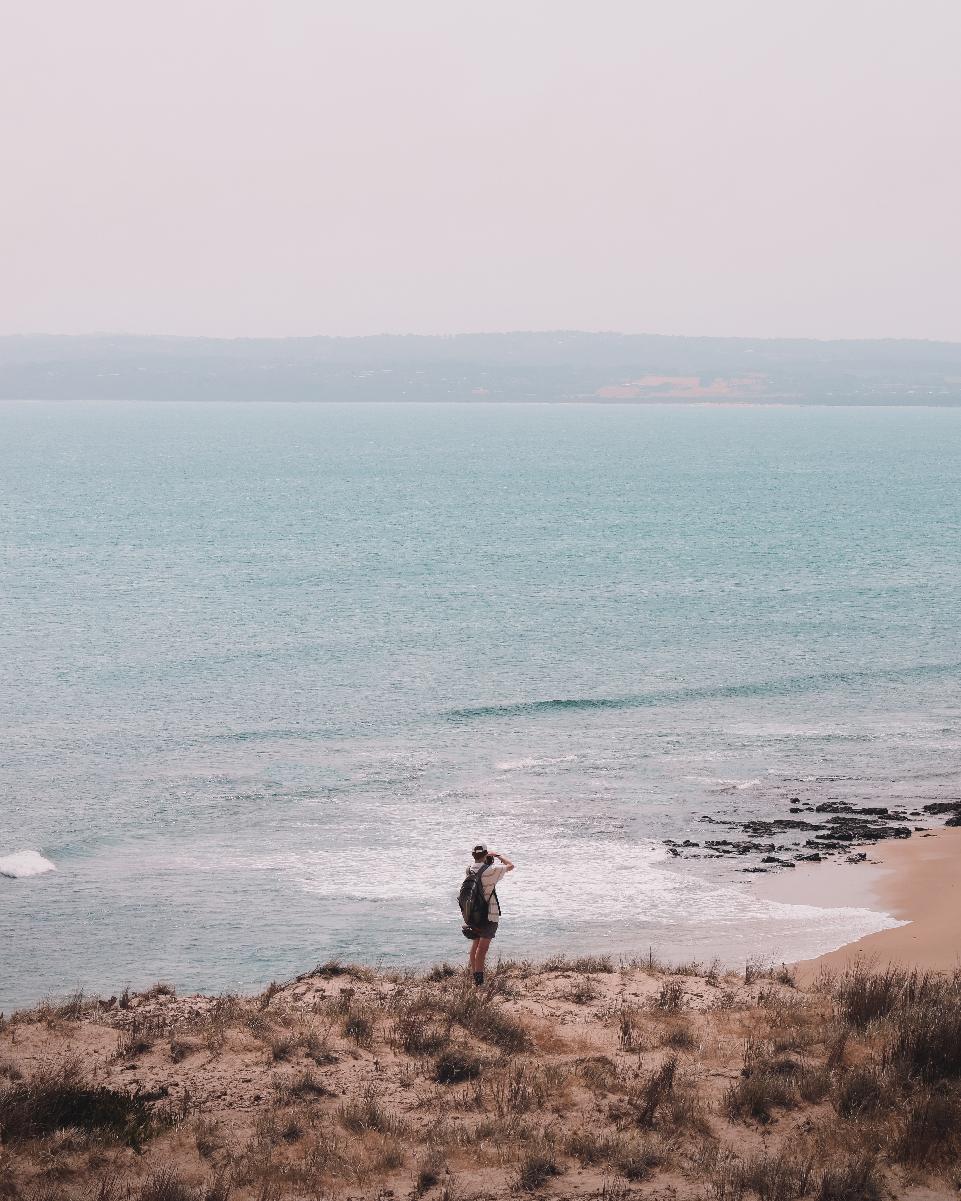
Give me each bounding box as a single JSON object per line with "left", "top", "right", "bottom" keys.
{"left": 3, "top": 401, "right": 961, "bottom": 1009}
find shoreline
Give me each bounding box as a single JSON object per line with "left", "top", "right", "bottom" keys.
{"left": 4, "top": 822, "right": 957, "bottom": 1012}
{"left": 754, "top": 824, "right": 961, "bottom": 976}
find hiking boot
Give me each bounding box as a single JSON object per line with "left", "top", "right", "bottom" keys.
{"left": 473, "top": 971, "right": 484, "bottom": 987}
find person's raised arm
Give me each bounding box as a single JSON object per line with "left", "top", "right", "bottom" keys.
{"left": 490, "top": 851, "right": 515, "bottom": 872}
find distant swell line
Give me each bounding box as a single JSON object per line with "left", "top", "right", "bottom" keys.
{"left": 444, "top": 662, "right": 961, "bottom": 722}
{"left": 209, "top": 728, "right": 334, "bottom": 743}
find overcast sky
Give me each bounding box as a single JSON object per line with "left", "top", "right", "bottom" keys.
{"left": 2, "top": 1, "right": 959, "bottom": 340}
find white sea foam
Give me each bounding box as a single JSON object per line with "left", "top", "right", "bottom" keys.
{"left": 495, "top": 754, "right": 579, "bottom": 772}
{"left": 250, "top": 832, "right": 904, "bottom": 966}
{"left": 685, "top": 775, "right": 766, "bottom": 792}
{"left": 0, "top": 850, "right": 56, "bottom": 879}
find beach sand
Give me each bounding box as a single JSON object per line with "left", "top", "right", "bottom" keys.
{"left": 755, "top": 825, "right": 961, "bottom": 978}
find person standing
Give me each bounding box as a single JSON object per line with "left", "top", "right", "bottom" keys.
{"left": 462, "top": 843, "right": 514, "bottom": 986}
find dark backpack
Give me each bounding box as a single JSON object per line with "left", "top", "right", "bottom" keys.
{"left": 458, "top": 864, "right": 493, "bottom": 928}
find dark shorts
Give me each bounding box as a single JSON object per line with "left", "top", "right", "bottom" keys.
{"left": 464, "top": 921, "right": 499, "bottom": 940}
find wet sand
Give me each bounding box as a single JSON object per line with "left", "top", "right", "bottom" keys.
{"left": 755, "top": 825, "right": 961, "bottom": 977}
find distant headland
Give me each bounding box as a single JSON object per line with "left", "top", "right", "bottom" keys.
{"left": 2, "top": 332, "right": 961, "bottom": 404}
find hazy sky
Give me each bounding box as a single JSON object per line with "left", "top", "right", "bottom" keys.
{"left": 2, "top": 1, "right": 959, "bottom": 340}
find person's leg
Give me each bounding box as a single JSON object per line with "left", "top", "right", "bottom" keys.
{"left": 468, "top": 938, "right": 479, "bottom": 973}
{"left": 473, "top": 936, "right": 492, "bottom": 984}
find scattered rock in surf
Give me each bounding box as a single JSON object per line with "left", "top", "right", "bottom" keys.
{"left": 815, "top": 801, "right": 905, "bottom": 819}
{"left": 741, "top": 818, "right": 825, "bottom": 835}
{"left": 922, "top": 801, "right": 961, "bottom": 826}
{"left": 670, "top": 794, "right": 954, "bottom": 874}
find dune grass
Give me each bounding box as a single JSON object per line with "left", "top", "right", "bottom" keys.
{"left": 2, "top": 959, "right": 961, "bottom": 1198}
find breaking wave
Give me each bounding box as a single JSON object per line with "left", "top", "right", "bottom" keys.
{"left": 0, "top": 850, "right": 56, "bottom": 879}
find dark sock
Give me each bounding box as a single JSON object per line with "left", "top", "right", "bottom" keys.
{"left": 473, "top": 971, "right": 484, "bottom": 986}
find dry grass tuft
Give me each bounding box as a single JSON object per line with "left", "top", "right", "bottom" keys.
{"left": 835, "top": 963, "right": 911, "bottom": 1029}
{"left": 115, "top": 1015, "right": 166, "bottom": 1059}
{"left": 563, "top": 1128, "right": 619, "bottom": 1165}
{"left": 652, "top": 979, "right": 685, "bottom": 1011}
{"left": 439, "top": 983, "right": 531, "bottom": 1053}
{"left": 614, "top": 1134, "right": 669, "bottom": 1181}
{"left": 485, "top": 1063, "right": 560, "bottom": 1117}
{"left": 338, "top": 1085, "right": 407, "bottom": 1136}
{"left": 389, "top": 1011, "right": 451, "bottom": 1056}
{"left": 628, "top": 1055, "right": 678, "bottom": 1127}
{"left": 884, "top": 988, "right": 961, "bottom": 1081}
{"left": 343, "top": 1008, "right": 375, "bottom": 1048}
{"left": 892, "top": 1088, "right": 961, "bottom": 1165}
{"left": 564, "top": 976, "right": 600, "bottom": 1004}
{"left": 262, "top": 1028, "right": 298, "bottom": 1062}
{"left": 660, "top": 1014, "right": 698, "bottom": 1050}
{"left": 711, "top": 1149, "right": 814, "bottom": 1201}
{"left": 0, "top": 1058, "right": 158, "bottom": 1147}
{"left": 308, "top": 959, "right": 374, "bottom": 982}
{"left": 617, "top": 1006, "right": 643, "bottom": 1053}
{"left": 274, "top": 1067, "right": 336, "bottom": 1103}
{"left": 425, "top": 962, "right": 459, "bottom": 981}
{"left": 539, "top": 952, "right": 613, "bottom": 975}
{"left": 815, "top": 1153, "right": 882, "bottom": 1201}
{"left": 414, "top": 1150, "right": 448, "bottom": 1194}
{"left": 138, "top": 1168, "right": 196, "bottom": 1201}
{"left": 434, "top": 1047, "right": 482, "bottom": 1084}
{"left": 144, "top": 981, "right": 176, "bottom": 1000}
{"left": 723, "top": 1042, "right": 803, "bottom": 1125}
{"left": 832, "top": 1064, "right": 886, "bottom": 1118}
{"left": 515, "top": 1145, "right": 563, "bottom": 1191}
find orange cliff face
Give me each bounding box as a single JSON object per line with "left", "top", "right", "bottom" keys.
{"left": 595, "top": 373, "right": 771, "bottom": 400}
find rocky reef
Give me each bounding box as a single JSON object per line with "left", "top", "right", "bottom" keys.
{"left": 664, "top": 799, "right": 961, "bottom": 872}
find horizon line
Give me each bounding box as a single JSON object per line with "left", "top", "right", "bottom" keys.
{"left": 3, "top": 329, "right": 961, "bottom": 347}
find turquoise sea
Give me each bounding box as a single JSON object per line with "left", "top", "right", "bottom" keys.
{"left": 3, "top": 402, "right": 961, "bottom": 1009}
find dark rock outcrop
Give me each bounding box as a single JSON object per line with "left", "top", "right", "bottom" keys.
{"left": 741, "top": 819, "right": 825, "bottom": 836}
{"left": 668, "top": 794, "right": 952, "bottom": 873}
